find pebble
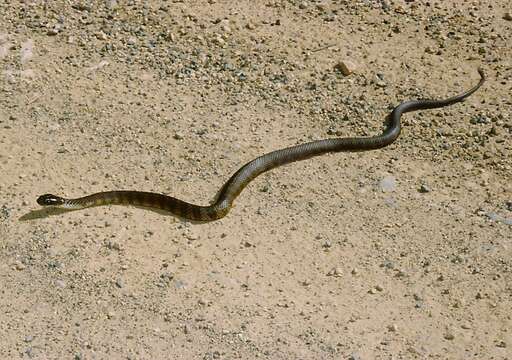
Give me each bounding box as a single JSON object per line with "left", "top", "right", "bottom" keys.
{"left": 379, "top": 176, "right": 396, "bottom": 193}
{"left": 375, "top": 79, "right": 387, "bottom": 88}
{"left": 485, "top": 212, "right": 512, "bottom": 225}
{"left": 418, "top": 184, "right": 431, "bottom": 193}
{"left": 198, "top": 298, "right": 208, "bottom": 305}
{"left": 381, "top": 260, "right": 394, "bottom": 269}
{"left": 496, "top": 340, "right": 507, "bottom": 348}
{"left": 47, "top": 28, "right": 59, "bottom": 36}
{"left": 24, "top": 335, "right": 34, "bottom": 342}
{"left": 444, "top": 332, "right": 455, "bottom": 340}
{"left": 504, "top": 12, "right": 512, "bottom": 21}
{"left": 334, "top": 60, "right": 357, "bottom": 76}
{"left": 348, "top": 353, "right": 362, "bottom": 360}
{"left": 327, "top": 267, "right": 342, "bottom": 277}
{"left": 20, "top": 39, "right": 34, "bottom": 63}
{"left": 322, "top": 240, "right": 332, "bottom": 249}
{"left": 387, "top": 324, "right": 398, "bottom": 332}
{"left": 106, "top": 0, "right": 118, "bottom": 9}
{"left": 220, "top": 25, "right": 231, "bottom": 33}
{"left": 184, "top": 233, "right": 199, "bottom": 241}
{"left": 425, "top": 46, "right": 436, "bottom": 54}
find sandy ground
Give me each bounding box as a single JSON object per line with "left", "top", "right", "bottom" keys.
{"left": 1, "top": 1, "right": 511, "bottom": 359}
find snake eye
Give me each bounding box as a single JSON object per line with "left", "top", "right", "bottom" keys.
{"left": 37, "top": 194, "right": 64, "bottom": 206}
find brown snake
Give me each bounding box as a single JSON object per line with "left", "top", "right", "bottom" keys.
{"left": 37, "top": 69, "right": 484, "bottom": 221}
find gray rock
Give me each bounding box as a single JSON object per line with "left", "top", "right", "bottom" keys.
{"left": 379, "top": 176, "right": 396, "bottom": 192}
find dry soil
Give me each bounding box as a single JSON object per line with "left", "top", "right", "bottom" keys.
{"left": 0, "top": 1, "right": 511, "bottom": 359}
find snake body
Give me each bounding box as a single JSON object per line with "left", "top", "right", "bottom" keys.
{"left": 37, "top": 69, "right": 484, "bottom": 221}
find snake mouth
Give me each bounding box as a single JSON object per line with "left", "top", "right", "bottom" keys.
{"left": 37, "top": 194, "right": 65, "bottom": 206}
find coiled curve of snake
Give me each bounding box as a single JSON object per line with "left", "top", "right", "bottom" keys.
{"left": 37, "top": 69, "right": 485, "bottom": 221}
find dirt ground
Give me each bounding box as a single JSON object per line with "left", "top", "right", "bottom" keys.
{"left": 1, "top": 1, "right": 511, "bottom": 359}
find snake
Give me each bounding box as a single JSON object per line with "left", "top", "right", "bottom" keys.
{"left": 37, "top": 68, "right": 485, "bottom": 221}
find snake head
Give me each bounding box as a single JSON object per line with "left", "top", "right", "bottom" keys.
{"left": 37, "top": 194, "right": 65, "bottom": 206}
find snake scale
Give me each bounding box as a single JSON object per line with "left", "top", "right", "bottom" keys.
{"left": 37, "top": 69, "right": 484, "bottom": 221}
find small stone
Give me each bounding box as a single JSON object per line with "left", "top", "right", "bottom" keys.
{"left": 413, "top": 293, "right": 423, "bottom": 301}
{"left": 425, "top": 46, "right": 436, "bottom": 54}
{"left": 348, "top": 353, "right": 362, "bottom": 360}
{"left": 245, "top": 22, "right": 256, "bottom": 30}
{"left": 127, "top": 37, "right": 137, "bottom": 45}
{"left": 444, "top": 332, "right": 455, "bottom": 340}
{"left": 115, "top": 278, "right": 124, "bottom": 288}
{"left": 24, "top": 335, "right": 34, "bottom": 343}
{"left": 213, "top": 35, "right": 225, "bottom": 46}
{"left": 23, "top": 347, "right": 35, "bottom": 358}
{"left": 185, "top": 233, "right": 199, "bottom": 241}
{"left": 395, "top": 270, "right": 406, "bottom": 277}
{"left": 381, "top": 260, "right": 394, "bottom": 269}
{"left": 198, "top": 298, "right": 208, "bottom": 306}
{"left": 375, "top": 285, "right": 384, "bottom": 292}
{"left": 96, "top": 31, "right": 108, "bottom": 40}
{"left": 496, "top": 340, "right": 507, "bottom": 348}
{"left": 387, "top": 324, "right": 398, "bottom": 332}
{"left": 334, "top": 60, "right": 357, "bottom": 76}
{"left": 173, "top": 132, "right": 184, "bottom": 140}
{"left": 106, "top": 0, "right": 118, "bottom": 9}
{"left": 419, "top": 184, "right": 431, "bottom": 193}
{"left": 14, "top": 261, "right": 26, "bottom": 270}
{"left": 327, "top": 267, "right": 342, "bottom": 277}
{"left": 379, "top": 176, "right": 396, "bottom": 192}
{"left": 260, "top": 185, "right": 270, "bottom": 192}
{"left": 504, "top": 12, "right": 512, "bottom": 21}
{"left": 106, "top": 241, "right": 121, "bottom": 251}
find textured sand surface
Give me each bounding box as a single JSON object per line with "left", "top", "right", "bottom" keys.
{"left": 1, "top": 1, "right": 511, "bottom": 359}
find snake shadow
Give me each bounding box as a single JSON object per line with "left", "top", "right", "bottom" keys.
{"left": 19, "top": 204, "right": 209, "bottom": 224}
{"left": 20, "top": 207, "right": 73, "bottom": 221}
